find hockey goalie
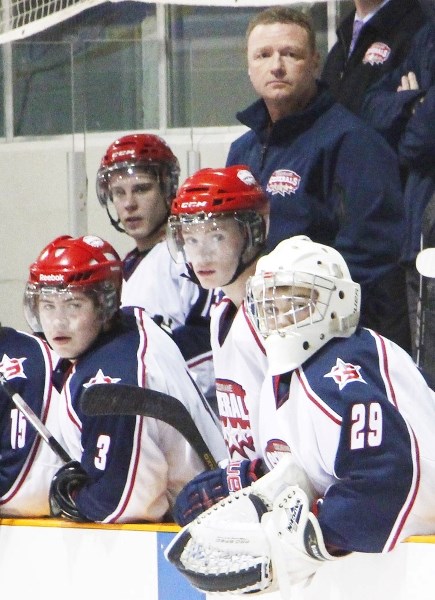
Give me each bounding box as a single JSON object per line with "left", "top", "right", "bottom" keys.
{"left": 166, "top": 236, "right": 435, "bottom": 596}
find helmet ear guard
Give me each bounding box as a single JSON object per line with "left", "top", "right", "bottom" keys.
{"left": 246, "top": 236, "right": 361, "bottom": 374}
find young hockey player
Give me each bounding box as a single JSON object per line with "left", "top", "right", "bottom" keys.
{"left": 166, "top": 165, "right": 270, "bottom": 524}
{"left": 96, "top": 133, "right": 216, "bottom": 403}
{"left": 24, "top": 234, "right": 225, "bottom": 523}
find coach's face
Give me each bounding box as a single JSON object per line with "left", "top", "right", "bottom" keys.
{"left": 247, "top": 22, "right": 319, "bottom": 122}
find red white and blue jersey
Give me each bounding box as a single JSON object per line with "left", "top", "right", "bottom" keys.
{"left": 211, "top": 297, "right": 268, "bottom": 461}
{"left": 121, "top": 240, "right": 216, "bottom": 401}
{"left": 258, "top": 327, "right": 435, "bottom": 553}
{"left": 0, "top": 327, "right": 62, "bottom": 516}
{"left": 58, "top": 307, "right": 226, "bottom": 523}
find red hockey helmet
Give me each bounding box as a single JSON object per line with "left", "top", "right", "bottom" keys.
{"left": 96, "top": 133, "right": 180, "bottom": 209}
{"left": 170, "top": 165, "right": 268, "bottom": 217}
{"left": 167, "top": 166, "right": 269, "bottom": 284}
{"left": 24, "top": 235, "right": 123, "bottom": 332}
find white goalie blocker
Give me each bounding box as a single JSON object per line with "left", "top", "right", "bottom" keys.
{"left": 165, "top": 455, "right": 339, "bottom": 595}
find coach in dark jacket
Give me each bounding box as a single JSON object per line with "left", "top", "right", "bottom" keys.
{"left": 226, "top": 6, "right": 410, "bottom": 352}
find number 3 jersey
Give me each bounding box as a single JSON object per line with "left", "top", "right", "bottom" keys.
{"left": 0, "top": 327, "right": 62, "bottom": 516}
{"left": 58, "top": 307, "right": 226, "bottom": 523}
{"left": 258, "top": 327, "right": 435, "bottom": 553}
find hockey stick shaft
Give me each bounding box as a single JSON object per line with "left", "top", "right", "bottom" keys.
{"left": 80, "top": 384, "right": 218, "bottom": 470}
{"left": 0, "top": 374, "right": 72, "bottom": 464}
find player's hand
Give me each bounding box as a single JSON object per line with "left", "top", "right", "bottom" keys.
{"left": 173, "top": 459, "right": 265, "bottom": 526}
{"left": 49, "top": 460, "right": 91, "bottom": 522}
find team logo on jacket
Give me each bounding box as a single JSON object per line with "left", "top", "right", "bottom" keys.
{"left": 82, "top": 369, "right": 121, "bottom": 387}
{"left": 216, "top": 379, "right": 254, "bottom": 459}
{"left": 0, "top": 354, "right": 27, "bottom": 380}
{"left": 266, "top": 169, "right": 301, "bottom": 197}
{"left": 324, "top": 357, "right": 366, "bottom": 390}
{"left": 363, "top": 42, "right": 391, "bottom": 66}
{"left": 265, "top": 439, "right": 291, "bottom": 468}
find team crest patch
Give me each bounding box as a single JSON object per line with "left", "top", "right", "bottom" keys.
{"left": 266, "top": 169, "right": 301, "bottom": 197}
{"left": 82, "top": 369, "right": 121, "bottom": 387}
{"left": 216, "top": 379, "right": 254, "bottom": 458}
{"left": 0, "top": 354, "right": 27, "bottom": 380}
{"left": 363, "top": 42, "right": 391, "bottom": 65}
{"left": 265, "top": 438, "right": 291, "bottom": 468}
{"left": 324, "top": 357, "right": 366, "bottom": 390}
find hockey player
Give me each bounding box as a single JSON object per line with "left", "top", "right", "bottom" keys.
{"left": 165, "top": 236, "right": 435, "bottom": 595}
{"left": 24, "top": 234, "right": 226, "bottom": 523}
{"left": 167, "top": 165, "right": 270, "bottom": 525}
{"left": 0, "top": 325, "right": 62, "bottom": 516}
{"left": 96, "top": 134, "right": 216, "bottom": 403}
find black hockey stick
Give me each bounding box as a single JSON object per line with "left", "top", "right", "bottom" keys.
{"left": 80, "top": 384, "right": 218, "bottom": 470}
{"left": 0, "top": 373, "right": 72, "bottom": 464}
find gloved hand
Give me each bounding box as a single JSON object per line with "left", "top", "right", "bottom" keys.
{"left": 173, "top": 458, "right": 264, "bottom": 526}
{"left": 49, "top": 460, "right": 91, "bottom": 522}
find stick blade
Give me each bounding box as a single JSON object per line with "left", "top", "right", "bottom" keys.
{"left": 80, "top": 383, "right": 166, "bottom": 418}
{"left": 80, "top": 383, "right": 218, "bottom": 470}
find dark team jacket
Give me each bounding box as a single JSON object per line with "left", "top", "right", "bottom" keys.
{"left": 226, "top": 86, "right": 404, "bottom": 285}
{"left": 0, "top": 327, "right": 56, "bottom": 499}
{"left": 362, "top": 22, "right": 435, "bottom": 261}
{"left": 226, "top": 86, "right": 410, "bottom": 349}
{"left": 321, "top": 0, "right": 426, "bottom": 115}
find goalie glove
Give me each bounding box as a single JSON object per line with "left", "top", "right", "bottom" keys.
{"left": 165, "top": 454, "right": 333, "bottom": 595}
{"left": 173, "top": 459, "right": 264, "bottom": 526}
{"left": 260, "top": 486, "right": 337, "bottom": 594}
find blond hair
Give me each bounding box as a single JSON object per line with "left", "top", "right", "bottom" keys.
{"left": 246, "top": 6, "right": 316, "bottom": 53}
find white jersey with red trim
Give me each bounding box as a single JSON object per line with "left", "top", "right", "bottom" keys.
{"left": 57, "top": 307, "right": 226, "bottom": 523}
{"left": 121, "top": 240, "right": 216, "bottom": 401}
{"left": 258, "top": 327, "right": 435, "bottom": 553}
{"left": 0, "top": 327, "right": 62, "bottom": 516}
{"left": 210, "top": 297, "right": 268, "bottom": 461}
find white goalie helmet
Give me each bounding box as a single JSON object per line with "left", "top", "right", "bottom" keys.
{"left": 246, "top": 236, "right": 361, "bottom": 375}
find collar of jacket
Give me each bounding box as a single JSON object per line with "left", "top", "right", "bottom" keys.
{"left": 338, "top": 0, "right": 424, "bottom": 45}
{"left": 236, "top": 81, "right": 335, "bottom": 143}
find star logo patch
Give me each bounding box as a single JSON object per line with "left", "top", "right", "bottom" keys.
{"left": 0, "top": 354, "right": 27, "bottom": 380}
{"left": 82, "top": 369, "right": 121, "bottom": 388}
{"left": 324, "top": 358, "right": 366, "bottom": 390}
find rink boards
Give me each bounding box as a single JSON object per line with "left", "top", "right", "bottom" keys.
{"left": 0, "top": 517, "right": 434, "bottom": 600}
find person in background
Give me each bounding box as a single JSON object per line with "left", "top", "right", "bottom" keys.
{"left": 96, "top": 134, "right": 216, "bottom": 406}
{"left": 24, "top": 234, "right": 226, "bottom": 523}
{"left": 361, "top": 17, "right": 435, "bottom": 372}
{"left": 225, "top": 5, "right": 410, "bottom": 354}
{"left": 0, "top": 325, "right": 62, "bottom": 516}
{"left": 321, "top": 0, "right": 426, "bottom": 116}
